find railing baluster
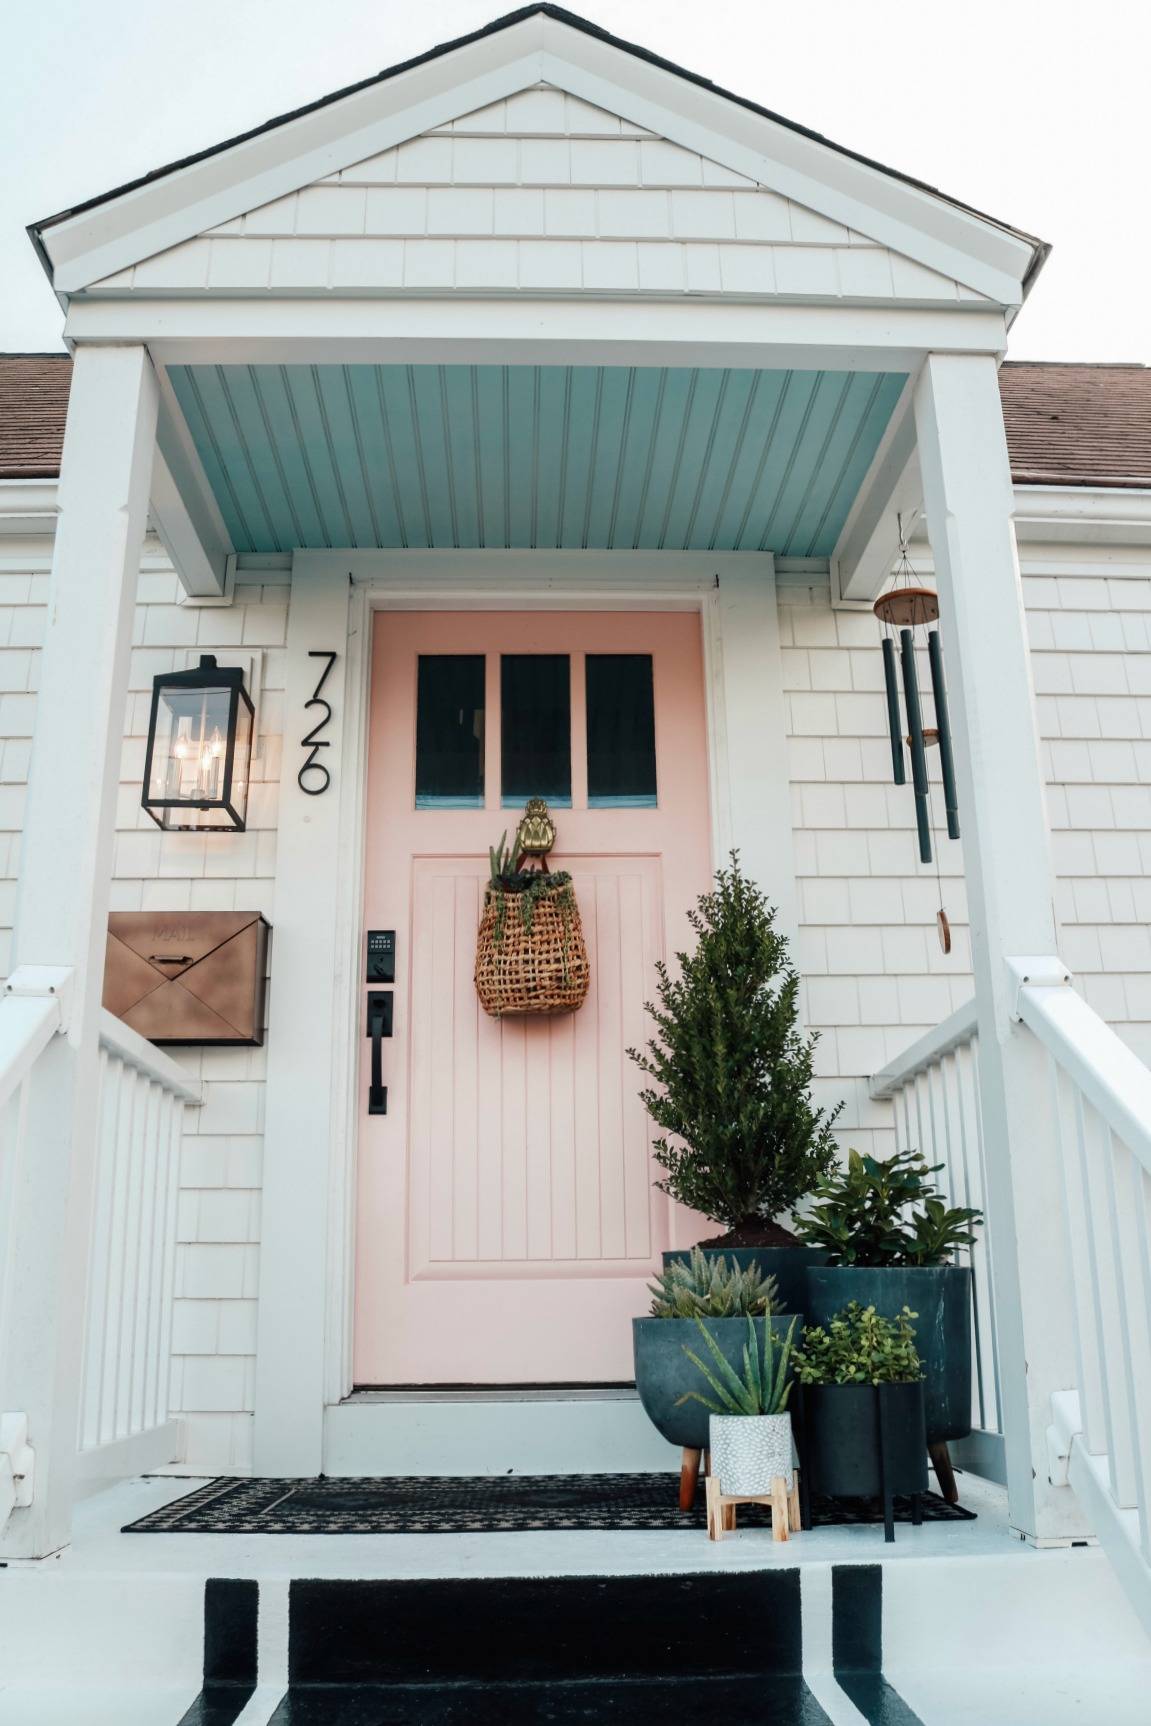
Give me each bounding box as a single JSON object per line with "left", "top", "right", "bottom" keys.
{"left": 966, "top": 1037, "right": 1001, "bottom": 1434}
{"left": 1052, "top": 1059, "right": 1106, "bottom": 1461}
{"left": 1103, "top": 1129, "right": 1150, "bottom": 1519}
{"left": 103, "top": 1063, "right": 137, "bottom": 1446}
{"left": 1127, "top": 1151, "right": 1151, "bottom": 1563}
{"left": 1111, "top": 1139, "right": 1151, "bottom": 1546}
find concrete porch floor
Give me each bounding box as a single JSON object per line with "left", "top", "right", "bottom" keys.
{"left": 2, "top": 1473, "right": 1150, "bottom": 1726}
{"left": 23, "top": 1468, "right": 1029, "bottom": 1578}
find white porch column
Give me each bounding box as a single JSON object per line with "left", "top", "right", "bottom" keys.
{"left": 0, "top": 345, "right": 158, "bottom": 1555}
{"left": 913, "top": 351, "right": 1087, "bottom": 1542}
{"left": 253, "top": 559, "right": 353, "bottom": 1474}
{"left": 709, "top": 559, "right": 800, "bottom": 948}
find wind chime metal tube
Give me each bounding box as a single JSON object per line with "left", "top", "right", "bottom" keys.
{"left": 899, "top": 627, "right": 933, "bottom": 864}
{"left": 881, "top": 636, "right": 906, "bottom": 786}
{"left": 927, "top": 629, "right": 961, "bottom": 842}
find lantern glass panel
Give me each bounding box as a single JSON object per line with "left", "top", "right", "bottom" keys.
{"left": 144, "top": 672, "right": 252, "bottom": 831}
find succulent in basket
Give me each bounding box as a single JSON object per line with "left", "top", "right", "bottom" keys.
{"left": 647, "top": 1245, "right": 780, "bottom": 1319}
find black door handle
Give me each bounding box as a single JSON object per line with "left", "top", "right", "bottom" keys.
{"left": 366, "top": 991, "right": 393, "bottom": 1115}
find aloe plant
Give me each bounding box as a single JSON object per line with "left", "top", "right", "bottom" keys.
{"left": 647, "top": 1245, "right": 779, "bottom": 1319}
{"left": 676, "top": 1314, "right": 798, "bottom": 1416}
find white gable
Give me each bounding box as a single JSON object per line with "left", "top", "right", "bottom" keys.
{"left": 87, "top": 86, "right": 990, "bottom": 306}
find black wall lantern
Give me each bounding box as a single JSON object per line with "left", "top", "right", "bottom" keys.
{"left": 142, "top": 654, "right": 254, "bottom": 832}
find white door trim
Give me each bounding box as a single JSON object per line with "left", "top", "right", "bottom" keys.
{"left": 253, "top": 549, "right": 791, "bottom": 1472}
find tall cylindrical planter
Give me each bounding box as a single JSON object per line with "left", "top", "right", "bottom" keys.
{"left": 632, "top": 1315, "right": 799, "bottom": 1451}
{"left": 804, "top": 1264, "right": 972, "bottom": 1443}
{"left": 709, "top": 1412, "right": 794, "bottom": 1496}
{"left": 662, "top": 1247, "right": 828, "bottom": 1319}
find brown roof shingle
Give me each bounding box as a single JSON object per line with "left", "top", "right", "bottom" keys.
{"left": 999, "top": 361, "right": 1151, "bottom": 490}
{"left": 0, "top": 354, "right": 72, "bottom": 479}
{"left": 2, "top": 353, "right": 1149, "bottom": 491}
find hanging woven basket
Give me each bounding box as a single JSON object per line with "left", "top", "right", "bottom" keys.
{"left": 474, "top": 872, "right": 590, "bottom": 1018}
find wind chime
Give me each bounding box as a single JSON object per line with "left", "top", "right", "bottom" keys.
{"left": 875, "top": 518, "right": 960, "bottom": 953}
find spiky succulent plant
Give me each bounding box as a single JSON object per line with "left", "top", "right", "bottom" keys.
{"left": 647, "top": 1246, "right": 779, "bottom": 1319}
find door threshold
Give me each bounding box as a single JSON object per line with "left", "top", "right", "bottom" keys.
{"left": 345, "top": 1384, "right": 639, "bottom": 1405}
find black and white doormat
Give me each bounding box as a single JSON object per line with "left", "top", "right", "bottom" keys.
{"left": 125, "top": 1473, "right": 976, "bottom": 1535}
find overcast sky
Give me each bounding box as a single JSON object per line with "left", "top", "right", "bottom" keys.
{"left": 4, "top": 0, "right": 1146, "bottom": 360}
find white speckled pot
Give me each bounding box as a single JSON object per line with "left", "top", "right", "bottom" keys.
{"left": 709, "top": 1412, "right": 795, "bottom": 1496}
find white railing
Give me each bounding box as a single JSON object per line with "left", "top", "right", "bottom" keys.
{"left": 0, "top": 992, "right": 201, "bottom": 1531}
{"left": 1012, "top": 964, "right": 1151, "bottom": 1622}
{"left": 870, "top": 1000, "right": 1005, "bottom": 1483}
{"left": 75, "top": 1012, "right": 202, "bottom": 1491}
{"left": 0, "top": 991, "right": 64, "bottom": 1528}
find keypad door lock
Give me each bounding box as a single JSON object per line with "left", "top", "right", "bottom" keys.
{"left": 366, "top": 990, "right": 393, "bottom": 1115}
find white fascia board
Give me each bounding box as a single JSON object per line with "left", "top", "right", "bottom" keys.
{"left": 1013, "top": 485, "right": 1151, "bottom": 545}
{"left": 149, "top": 447, "right": 229, "bottom": 597}
{"left": 830, "top": 377, "right": 922, "bottom": 602}
{"left": 40, "top": 12, "right": 1035, "bottom": 307}
{"left": 151, "top": 371, "right": 233, "bottom": 596}
{"left": 534, "top": 24, "right": 1035, "bottom": 306}
{"left": 41, "top": 20, "right": 552, "bottom": 293}
{"left": 0, "top": 479, "right": 59, "bottom": 537}
{"left": 64, "top": 294, "right": 1010, "bottom": 369}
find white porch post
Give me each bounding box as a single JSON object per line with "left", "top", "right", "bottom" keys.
{"left": 913, "top": 351, "right": 1087, "bottom": 1542}
{"left": 0, "top": 345, "right": 158, "bottom": 1556}
{"left": 708, "top": 559, "right": 800, "bottom": 948}
{"left": 253, "top": 559, "right": 353, "bottom": 1474}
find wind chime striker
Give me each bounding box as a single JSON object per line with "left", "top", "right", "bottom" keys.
{"left": 874, "top": 518, "right": 961, "bottom": 953}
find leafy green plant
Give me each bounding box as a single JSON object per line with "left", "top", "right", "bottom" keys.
{"left": 677, "top": 1315, "right": 799, "bottom": 1415}
{"left": 628, "top": 855, "right": 841, "bottom": 1237}
{"left": 795, "top": 1149, "right": 982, "bottom": 1266}
{"left": 647, "top": 1246, "right": 780, "bottom": 1318}
{"left": 792, "top": 1303, "right": 922, "bottom": 1386}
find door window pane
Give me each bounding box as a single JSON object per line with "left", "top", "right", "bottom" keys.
{"left": 587, "top": 654, "right": 657, "bottom": 807}
{"left": 501, "top": 654, "right": 571, "bottom": 807}
{"left": 415, "top": 655, "right": 485, "bottom": 808}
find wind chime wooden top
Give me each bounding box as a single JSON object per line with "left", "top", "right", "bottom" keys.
{"left": 872, "top": 586, "right": 939, "bottom": 629}
{"left": 876, "top": 523, "right": 959, "bottom": 953}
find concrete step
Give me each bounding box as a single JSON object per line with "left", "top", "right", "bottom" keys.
{"left": 1, "top": 1477, "right": 1148, "bottom": 1724}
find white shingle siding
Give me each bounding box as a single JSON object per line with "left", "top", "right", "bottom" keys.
{"left": 0, "top": 538, "right": 282, "bottom": 1473}
{"left": 89, "top": 86, "right": 982, "bottom": 305}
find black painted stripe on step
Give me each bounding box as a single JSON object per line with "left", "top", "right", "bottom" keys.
{"left": 832, "top": 1565, "right": 925, "bottom": 1726}
{"left": 175, "top": 1577, "right": 259, "bottom": 1726}
{"left": 289, "top": 1573, "right": 804, "bottom": 1685}
{"left": 268, "top": 1674, "right": 835, "bottom": 1723}
{"left": 176, "top": 1687, "right": 258, "bottom": 1726}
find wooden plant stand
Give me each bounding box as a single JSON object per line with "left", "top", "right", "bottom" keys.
{"left": 705, "top": 1471, "right": 801, "bottom": 1542}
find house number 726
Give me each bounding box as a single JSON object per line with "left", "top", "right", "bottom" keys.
{"left": 298, "top": 650, "right": 338, "bottom": 796}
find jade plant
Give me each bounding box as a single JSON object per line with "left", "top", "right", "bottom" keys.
{"left": 628, "top": 855, "right": 840, "bottom": 1246}
{"left": 647, "top": 1246, "right": 780, "bottom": 1319}
{"left": 677, "top": 1314, "right": 799, "bottom": 1416}
{"left": 792, "top": 1303, "right": 922, "bottom": 1386}
{"left": 796, "top": 1148, "right": 983, "bottom": 1267}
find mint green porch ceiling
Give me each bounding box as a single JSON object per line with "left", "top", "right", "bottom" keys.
{"left": 168, "top": 365, "right": 906, "bottom": 557}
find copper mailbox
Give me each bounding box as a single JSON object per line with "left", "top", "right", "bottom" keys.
{"left": 104, "top": 913, "right": 270, "bottom": 1045}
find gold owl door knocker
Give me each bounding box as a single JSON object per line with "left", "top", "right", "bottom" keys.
{"left": 514, "top": 796, "right": 557, "bottom": 872}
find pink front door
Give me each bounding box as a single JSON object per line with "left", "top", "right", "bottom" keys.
{"left": 355, "top": 610, "right": 712, "bottom": 1384}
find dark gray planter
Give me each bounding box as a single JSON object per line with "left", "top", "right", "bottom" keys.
{"left": 804, "top": 1264, "right": 973, "bottom": 1444}
{"left": 632, "top": 1314, "right": 800, "bottom": 1451}
{"left": 798, "top": 1381, "right": 928, "bottom": 1538}
{"left": 662, "top": 1246, "right": 828, "bottom": 1318}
